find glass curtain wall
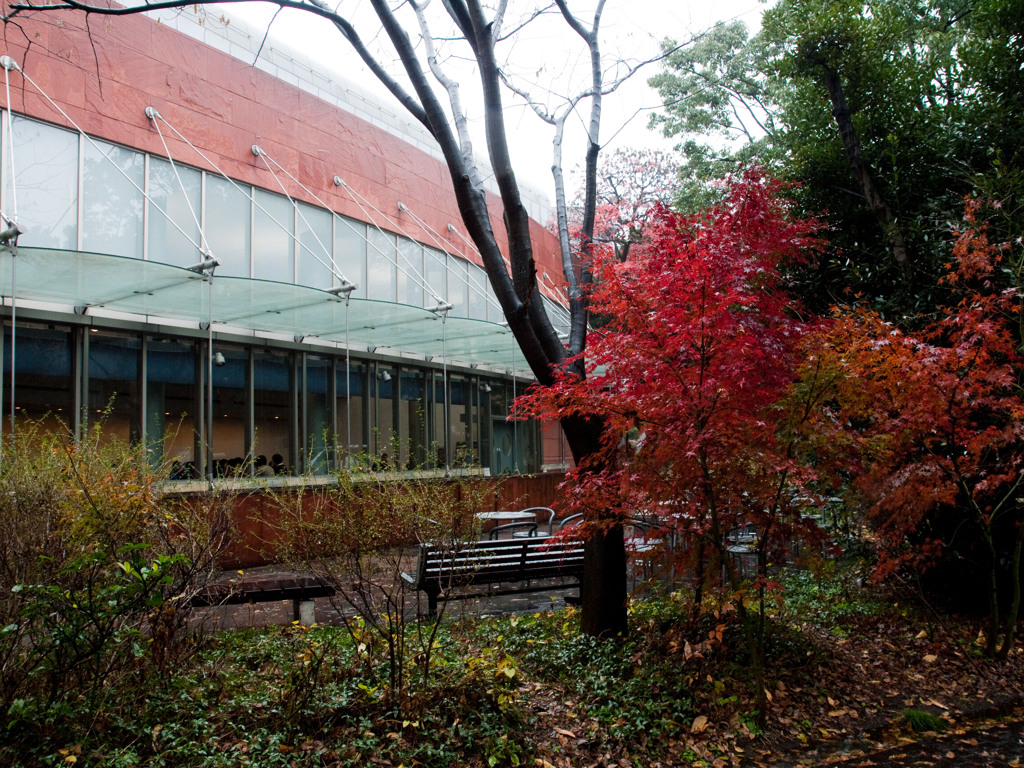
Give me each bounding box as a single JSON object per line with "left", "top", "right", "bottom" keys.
{"left": 205, "top": 176, "right": 251, "bottom": 277}
{"left": 0, "top": 113, "right": 535, "bottom": 322}
{"left": 4, "top": 117, "right": 78, "bottom": 249}
{"left": 334, "top": 217, "right": 367, "bottom": 298}
{"left": 296, "top": 202, "right": 334, "bottom": 289}
{"left": 0, "top": 315, "right": 528, "bottom": 476}
{"left": 397, "top": 367, "right": 426, "bottom": 468}
{"left": 253, "top": 349, "right": 292, "bottom": 470}
{"left": 210, "top": 344, "right": 248, "bottom": 476}
{"left": 82, "top": 140, "right": 144, "bottom": 258}
{"left": 146, "top": 337, "right": 198, "bottom": 477}
{"left": 0, "top": 322, "right": 74, "bottom": 433}
{"left": 336, "top": 360, "right": 367, "bottom": 465}
{"left": 85, "top": 330, "right": 141, "bottom": 444}
{"left": 372, "top": 364, "right": 396, "bottom": 466}
{"left": 303, "top": 354, "right": 331, "bottom": 475}
{"left": 253, "top": 189, "right": 294, "bottom": 283}
{"left": 148, "top": 157, "right": 202, "bottom": 268}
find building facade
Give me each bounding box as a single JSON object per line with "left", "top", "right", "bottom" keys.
{"left": 0, "top": 6, "right": 570, "bottom": 480}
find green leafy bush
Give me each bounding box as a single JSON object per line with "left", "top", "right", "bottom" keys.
{"left": 0, "top": 421, "right": 230, "bottom": 743}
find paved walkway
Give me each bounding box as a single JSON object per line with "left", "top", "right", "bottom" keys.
{"left": 190, "top": 566, "right": 582, "bottom": 631}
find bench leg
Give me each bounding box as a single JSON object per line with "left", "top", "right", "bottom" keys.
{"left": 425, "top": 587, "right": 439, "bottom": 616}
{"left": 293, "top": 598, "right": 317, "bottom": 626}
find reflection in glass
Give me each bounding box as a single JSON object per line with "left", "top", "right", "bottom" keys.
{"left": 253, "top": 189, "right": 294, "bottom": 283}
{"left": 205, "top": 176, "right": 251, "bottom": 277}
{"left": 82, "top": 140, "right": 145, "bottom": 258}
{"left": 336, "top": 361, "right": 366, "bottom": 463}
{"left": 398, "top": 239, "right": 424, "bottom": 307}
{"left": 367, "top": 229, "right": 397, "bottom": 301}
{"left": 398, "top": 368, "right": 426, "bottom": 468}
{"left": 254, "top": 349, "right": 292, "bottom": 469}
{"left": 148, "top": 157, "right": 202, "bottom": 267}
{"left": 304, "top": 355, "right": 331, "bottom": 475}
{"left": 296, "top": 202, "right": 334, "bottom": 289}
{"left": 448, "top": 375, "right": 479, "bottom": 466}
{"left": 5, "top": 117, "right": 79, "bottom": 249}
{"left": 335, "top": 217, "right": 367, "bottom": 299}
{"left": 372, "top": 365, "right": 396, "bottom": 461}
{"left": 468, "top": 262, "right": 488, "bottom": 319}
{"left": 448, "top": 258, "right": 469, "bottom": 318}
{"left": 210, "top": 345, "right": 248, "bottom": 476}
{"left": 424, "top": 248, "right": 447, "bottom": 306}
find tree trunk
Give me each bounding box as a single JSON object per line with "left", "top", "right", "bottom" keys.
{"left": 821, "top": 69, "right": 912, "bottom": 285}
{"left": 581, "top": 525, "right": 628, "bottom": 637}
{"left": 561, "top": 412, "right": 629, "bottom": 638}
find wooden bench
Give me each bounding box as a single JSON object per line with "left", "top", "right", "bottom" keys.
{"left": 191, "top": 574, "right": 336, "bottom": 625}
{"left": 402, "top": 536, "right": 584, "bottom": 614}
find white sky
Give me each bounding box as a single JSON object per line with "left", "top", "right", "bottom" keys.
{"left": 227, "top": 0, "right": 766, "bottom": 201}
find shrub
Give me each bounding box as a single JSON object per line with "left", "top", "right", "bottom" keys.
{"left": 0, "top": 421, "right": 230, "bottom": 735}
{"left": 271, "top": 458, "right": 491, "bottom": 714}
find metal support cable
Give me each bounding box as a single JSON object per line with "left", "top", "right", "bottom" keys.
{"left": 331, "top": 177, "right": 445, "bottom": 306}
{"left": 146, "top": 107, "right": 210, "bottom": 256}
{"left": 2, "top": 58, "right": 19, "bottom": 444}
{"left": 252, "top": 145, "right": 350, "bottom": 287}
{"left": 398, "top": 202, "right": 504, "bottom": 315}
{"left": 446, "top": 220, "right": 571, "bottom": 312}
{"left": 148, "top": 112, "right": 353, "bottom": 288}
{"left": 0, "top": 60, "right": 203, "bottom": 256}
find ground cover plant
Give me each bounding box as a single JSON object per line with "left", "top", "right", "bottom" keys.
{"left": 3, "top": 551, "right": 1022, "bottom": 767}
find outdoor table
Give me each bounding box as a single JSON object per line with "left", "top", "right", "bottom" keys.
{"left": 475, "top": 510, "right": 537, "bottom": 523}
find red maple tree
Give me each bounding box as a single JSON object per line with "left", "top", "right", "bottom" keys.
{"left": 800, "top": 199, "right": 1024, "bottom": 656}
{"left": 520, "top": 170, "right": 827, "bottom": 675}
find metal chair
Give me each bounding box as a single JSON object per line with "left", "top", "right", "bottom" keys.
{"left": 489, "top": 521, "right": 539, "bottom": 539}
{"left": 557, "top": 512, "right": 584, "bottom": 531}
{"left": 516, "top": 506, "right": 555, "bottom": 536}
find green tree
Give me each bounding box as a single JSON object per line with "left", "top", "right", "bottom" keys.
{"left": 649, "top": 0, "right": 1024, "bottom": 317}
{"left": 647, "top": 21, "right": 780, "bottom": 212}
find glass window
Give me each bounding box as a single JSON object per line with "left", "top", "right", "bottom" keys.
{"left": 2, "top": 322, "right": 74, "bottom": 435}
{"left": 86, "top": 330, "right": 141, "bottom": 443}
{"left": 147, "top": 337, "right": 198, "bottom": 477}
{"left": 397, "top": 238, "right": 424, "bottom": 307}
{"left": 210, "top": 344, "right": 248, "bottom": 477}
{"left": 544, "top": 297, "right": 571, "bottom": 337}
{"left": 371, "top": 364, "right": 396, "bottom": 462}
{"left": 468, "top": 262, "right": 488, "bottom": 320}
{"left": 296, "top": 202, "right": 334, "bottom": 289}
{"left": 336, "top": 360, "right": 367, "bottom": 464}
{"left": 204, "top": 176, "right": 251, "bottom": 278}
{"left": 334, "top": 216, "right": 367, "bottom": 298}
{"left": 303, "top": 354, "right": 331, "bottom": 475}
{"left": 82, "top": 139, "right": 145, "bottom": 258}
{"left": 253, "top": 349, "right": 292, "bottom": 471}
{"left": 449, "top": 374, "right": 477, "bottom": 467}
{"left": 5, "top": 117, "right": 78, "bottom": 250}
{"left": 424, "top": 247, "right": 447, "bottom": 306}
{"left": 448, "top": 258, "right": 469, "bottom": 318}
{"left": 148, "top": 157, "right": 202, "bottom": 268}
{"left": 430, "top": 371, "right": 447, "bottom": 466}
{"left": 398, "top": 368, "right": 427, "bottom": 468}
{"left": 367, "top": 229, "right": 397, "bottom": 301}
{"left": 253, "top": 189, "right": 294, "bottom": 283}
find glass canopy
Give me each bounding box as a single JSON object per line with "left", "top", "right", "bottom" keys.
{"left": 0, "top": 247, "right": 535, "bottom": 376}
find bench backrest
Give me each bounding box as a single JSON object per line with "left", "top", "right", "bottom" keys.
{"left": 416, "top": 536, "right": 583, "bottom": 587}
